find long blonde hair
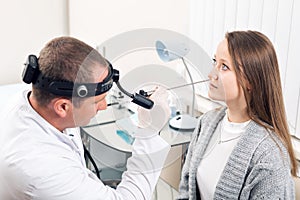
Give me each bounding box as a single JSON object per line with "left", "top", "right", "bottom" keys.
{"left": 226, "top": 30, "right": 298, "bottom": 176}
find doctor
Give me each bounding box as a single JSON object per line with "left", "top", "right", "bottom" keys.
{"left": 0, "top": 36, "right": 171, "bottom": 200}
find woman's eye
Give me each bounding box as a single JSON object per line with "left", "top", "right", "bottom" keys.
{"left": 221, "top": 64, "right": 229, "bottom": 71}
{"left": 212, "top": 58, "right": 229, "bottom": 71}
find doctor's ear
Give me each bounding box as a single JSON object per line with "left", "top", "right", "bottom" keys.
{"left": 52, "top": 98, "right": 72, "bottom": 117}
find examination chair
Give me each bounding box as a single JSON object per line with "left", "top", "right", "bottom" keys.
{"left": 294, "top": 176, "right": 300, "bottom": 200}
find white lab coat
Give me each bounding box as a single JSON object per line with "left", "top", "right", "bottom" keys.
{"left": 0, "top": 90, "right": 170, "bottom": 200}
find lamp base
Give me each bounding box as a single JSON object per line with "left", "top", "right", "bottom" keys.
{"left": 169, "top": 114, "right": 198, "bottom": 131}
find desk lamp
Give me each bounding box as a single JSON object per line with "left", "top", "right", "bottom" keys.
{"left": 156, "top": 40, "right": 198, "bottom": 131}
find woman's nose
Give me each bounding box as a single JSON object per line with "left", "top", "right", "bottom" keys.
{"left": 208, "top": 66, "right": 218, "bottom": 80}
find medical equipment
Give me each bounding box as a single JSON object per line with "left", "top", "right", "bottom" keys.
{"left": 22, "top": 55, "right": 154, "bottom": 109}
{"left": 138, "top": 79, "right": 210, "bottom": 131}
{"left": 143, "top": 79, "right": 210, "bottom": 97}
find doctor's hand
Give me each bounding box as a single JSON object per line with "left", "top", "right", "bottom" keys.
{"left": 136, "top": 87, "right": 171, "bottom": 137}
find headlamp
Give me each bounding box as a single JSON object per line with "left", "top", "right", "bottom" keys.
{"left": 22, "top": 55, "right": 153, "bottom": 109}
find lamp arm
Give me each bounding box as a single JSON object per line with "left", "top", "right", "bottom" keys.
{"left": 181, "top": 57, "right": 195, "bottom": 116}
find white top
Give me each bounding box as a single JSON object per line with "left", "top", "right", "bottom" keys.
{"left": 197, "top": 112, "right": 250, "bottom": 200}
{"left": 0, "top": 90, "right": 170, "bottom": 200}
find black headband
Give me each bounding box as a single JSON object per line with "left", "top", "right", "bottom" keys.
{"left": 22, "top": 55, "right": 153, "bottom": 109}
{"left": 22, "top": 55, "right": 119, "bottom": 97}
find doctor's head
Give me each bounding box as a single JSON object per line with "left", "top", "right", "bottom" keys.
{"left": 31, "top": 36, "right": 109, "bottom": 128}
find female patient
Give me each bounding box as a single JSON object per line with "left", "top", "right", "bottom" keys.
{"left": 177, "top": 30, "right": 297, "bottom": 199}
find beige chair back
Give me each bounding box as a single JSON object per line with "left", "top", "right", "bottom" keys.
{"left": 294, "top": 176, "right": 300, "bottom": 200}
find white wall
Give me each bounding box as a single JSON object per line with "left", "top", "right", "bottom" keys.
{"left": 68, "top": 0, "right": 190, "bottom": 48}
{"left": 0, "top": 0, "right": 68, "bottom": 85}
{"left": 0, "top": 0, "right": 189, "bottom": 84}
{"left": 189, "top": 0, "right": 300, "bottom": 137}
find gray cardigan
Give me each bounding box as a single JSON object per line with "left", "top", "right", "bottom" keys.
{"left": 177, "top": 107, "right": 295, "bottom": 200}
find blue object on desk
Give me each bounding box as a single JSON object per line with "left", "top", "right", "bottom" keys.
{"left": 115, "top": 114, "right": 139, "bottom": 136}
{"left": 116, "top": 130, "right": 135, "bottom": 145}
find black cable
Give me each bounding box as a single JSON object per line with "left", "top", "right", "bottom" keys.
{"left": 116, "top": 82, "right": 133, "bottom": 98}
{"left": 83, "top": 143, "right": 101, "bottom": 180}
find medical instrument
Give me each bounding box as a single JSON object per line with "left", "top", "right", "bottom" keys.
{"left": 107, "top": 102, "right": 119, "bottom": 107}
{"left": 140, "top": 79, "right": 210, "bottom": 97}
{"left": 138, "top": 79, "right": 209, "bottom": 131}
{"left": 22, "top": 55, "right": 154, "bottom": 109}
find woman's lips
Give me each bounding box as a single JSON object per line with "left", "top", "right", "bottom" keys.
{"left": 209, "top": 83, "right": 218, "bottom": 89}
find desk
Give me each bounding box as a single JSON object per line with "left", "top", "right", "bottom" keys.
{"left": 81, "top": 105, "right": 193, "bottom": 153}
{"left": 81, "top": 104, "right": 195, "bottom": 191}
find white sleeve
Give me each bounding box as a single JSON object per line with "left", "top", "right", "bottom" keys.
{"left": 39, "top": 133, "right": 168, "bottom": 200}
{"left": 116, "top": 130, "right": 170, "bottom": 200}
{"left": 75, "top": 131, "right": 170, "bottom": 200}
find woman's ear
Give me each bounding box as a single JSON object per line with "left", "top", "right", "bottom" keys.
{"left": 246, "top": 83, "right": 252, "bottom": 92}
{"left": 242, "top": 78, "right": 252, "bottom": 92}
{"left": 53, "top": 98, "right": 72, "bottom": 118}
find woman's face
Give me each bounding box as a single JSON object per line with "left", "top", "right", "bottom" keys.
{"left": 208, "top": 38, "right": 246, "bottom": 108}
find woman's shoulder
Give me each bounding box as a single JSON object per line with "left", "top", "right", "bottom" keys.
{"left": 247, "top": 123, "right": 290, "bottom": 168}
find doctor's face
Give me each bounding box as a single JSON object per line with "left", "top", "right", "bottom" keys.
{"left": 208, "top": 39, "right": 246, "bottom": 107}
{"left": 72, "top": 66, "right": 109, "bottom": 127}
